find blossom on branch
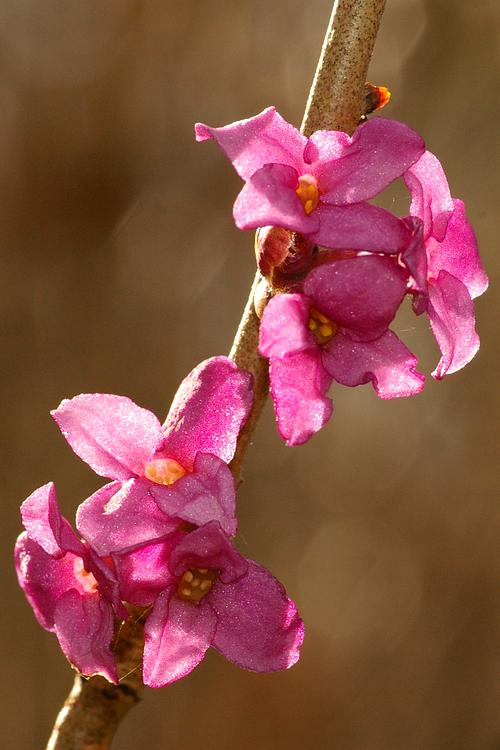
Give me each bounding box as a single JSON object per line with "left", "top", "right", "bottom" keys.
{"left": 259, "top": 255, "right": 425, "bottom": 445}
{"left": 195, "top": 106, "right": 424, "bottom": 252}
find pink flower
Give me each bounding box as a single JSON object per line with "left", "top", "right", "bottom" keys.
{"left": 195, "top": 107, "right": 424, "bottom": 252}
{"left": 51, "top": 357, "right": 253, "bottom": 554}
{"left": 403, "top": 151, "right": 488, "bottom": 377}
{"left": 259, "top": 256, "right": 425, "bottom": 445}
{"left": 140, "top": 521, "right": 304, "bottom": 687}
{"left": 15, "top": 483, "right": 123, "bottom": 683}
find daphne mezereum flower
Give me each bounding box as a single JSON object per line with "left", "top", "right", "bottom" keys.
{"left": 402, "top": 151, "right": 488, "bottom": 378}
{"left": 15, "top": 483, "right": 125, "bottom": 683}
{"left": 51, "top": 357, "right": 253, "bottom": 555}
{"left": 138, "top": 521, "right": 304, "bottom": 687}
{"left": 195, "top": 106, "right": 424, "bottom": 252}
{"left": 259, "top": 255, "right": 425, "bottom": 445}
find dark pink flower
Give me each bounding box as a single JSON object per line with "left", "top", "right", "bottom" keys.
{"left": 15, "top": 483, "right": 123, "bottom": 683}
{"left": 51, "top": 357, "right": 253, "bottom": 554}
{"left": 140, "top": 522, "right": 304, "bottom": 687}
{"left": 259, "top": 256, "right": 425, "bottom": 445}
{"left": 195, "top": 107, "right": 424, "bottom": 252}
{"left": 403, "top": 151, "right": 488, "bottom": 377}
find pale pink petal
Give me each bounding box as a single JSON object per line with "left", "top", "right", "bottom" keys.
{"left": 76, "top": 479, "right": 178, "bottom": 556}
{"left": 305, "top": 256, "right": 408, "bottom": 341}
{"left": 195, "top": 107, "right": 305, "bottom": 180}
{"left": 311, "top": 202, "right": 412, "bottom": 252}
{"left": 53, "top": 590, "right": 117, "bottom": 683}
{"left": 404, "top": 150, "right": 454, "bottom": 241}
{"left": 210, "top": 561, "right": 304, "bottom": 672}
{"left": 143, "top": 587, "right": 217, "bottom": 687}
{"left": 152, "top": 453, "right": 237, "bottom": 537}
{"left": 323, "top": 331, "right": 425, "bottom": 398}
{"left": 427, "top": 272, "right": 480, "bottom": 379}
{"left": 317, "top": 117, "right": 424, "bottom": 203}
{"left": 20, "top": 482, "right": 81, "bottom": 558}
{"left": 51, "top": 393, "right": 165, "bottom": 481}
{"left": 269, "top": 351, "right": 333, "bottom": 446}
{"left": 303, "top": 129, "right": 350, "bottom": 165}
{"left": 259, "top": 293, "right": 315, "bottom": 359}
{"left": 427, "top": 199, "right": 488, "bottom": 299}
{"left": 15, "top": 533, "right": 80, "bottom": 629}
{"left": 233, "top": 164, "right": 318, "bottom": 233}
{"left": 117, "top": 538, "right": 180, "bottom": 606}
{"left": 169, "top": 522, "right": 248, "bottom": 584}
{"left": 162, "top": 357, "right": 253, "bottom": 468}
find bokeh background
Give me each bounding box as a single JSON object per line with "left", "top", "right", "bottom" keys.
{"left": 2, "top": 1, "right": 499, "bottom": 748}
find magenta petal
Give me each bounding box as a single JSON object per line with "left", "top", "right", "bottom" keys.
{"left": 318, "top": 117, "right": 424, "bottom": 203}
{"left": 259, "top": 293, "right": 315, "bottom": 359}
{"left": 269, "top": 351, "right": 333, "bottom": 446}
{"left": 233, "top": 163, "right": 319, "bottom": 233}
{"left": 15, "top": 533, "right": 80, "bottom": 629}
{"left": 53, "top": 589, "right": 117, "bottom": 683}
{"left": 51, "top": 393, "right": 165, "bottom": 481}
{"left": 152, "top": 453, "right": 237, "bottom": 537}
{"left": 76, "top": 479, "right": 178, "bottom": 556}
{"left": 303, "top": 129, "right": 350, "bottom": 165}
{"left": 195, "top": 107, "right": 306, "bottom": 180}
{"left": 305, "top": 256, "right": 408, "bottom": 341}
{"left": 404, "top": 150, "right": 454, "bottom": 241}
{"left": 210, "top": 561, "right": 304, "bottom": 672}
{"left": 117, "top": 538, "right": 180, "bottom": 607}
{"left": 162, "top": 357, "right": 253, "bottom": 468}
{"left": 324, "top": 331, "right": 425, "bottom": 398}
{"left": 427, "top": 272, "right": 480, "bottom": 379}
{"left": 311, "top": 203, "right": 412, "bottom": 252}
{"left": 427, "top": 199, "right": 488, "bottom": 299}
{"left": 143, "top": 588, "right": 217, "bottom": 687}
{"left": 400, "top": 217, "right": 428, "bottom": 311}
{"left": 20, "top": 482, "right": 81, "bottom": 558}
{"left": 169, "top": 522, "right": 248, "bottom": 584}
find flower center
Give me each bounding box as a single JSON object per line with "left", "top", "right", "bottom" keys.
{"left": 177, "top": 567, "right": 217, "bottom": 603}
{"left": 296, "top": 174, "right": 319, "bottom": 215}
{"left": 308, "top": 306, "right": 338, "bottom": 345}
{"left": 144, "top": 457, "right": 186, "bottom": 486}
{"left": 73, "top": 557, "right": 99, "bottom": 593}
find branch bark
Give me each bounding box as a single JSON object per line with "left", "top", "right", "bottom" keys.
{"left": 46, "top": 1, "right": 386, "bottom": 747}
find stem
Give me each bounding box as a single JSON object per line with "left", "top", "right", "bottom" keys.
{"left": 46, "top": 1, "right": 386, "bottom": 747}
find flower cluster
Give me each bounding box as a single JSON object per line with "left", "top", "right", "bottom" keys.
{"left": 16, "top": 358, "right": 304, "bottom": 685}
{"left": 197, "top": 107, "right": 488, "bottom": 444}
{"left": 16, "top": 102, "right": 487, "bottom": 689}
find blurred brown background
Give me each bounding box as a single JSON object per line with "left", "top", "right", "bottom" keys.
{"left": 2, "top": 1, "right": 499, "bottom": 748}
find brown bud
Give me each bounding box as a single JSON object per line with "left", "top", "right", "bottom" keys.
{"left": 255, "top": 226, "right": 315, "bottom": 289}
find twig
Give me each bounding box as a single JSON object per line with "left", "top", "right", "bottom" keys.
{"left": 45, "top": 2, "right": 386, "bottom": 747}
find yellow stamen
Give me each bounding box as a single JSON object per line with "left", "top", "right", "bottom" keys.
{"left": 296, "top": 174, "right": 319, "bottom": 215}
{"left": 308, "top": 319, "right": 318, "bottom": 332}
{"left": 320, "top": 323, "right": 334, "bottom": 338}
{"left": 177, "top": 567, "right": 217, "bottom": 604}
{"left": 308, "top": 307, "right": 338, "bottom": 345}
{"left": 144, "top": 457, "right": 186, "bottom": 486}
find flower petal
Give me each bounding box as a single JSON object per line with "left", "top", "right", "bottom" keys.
{"left": 143, "top": 587, "right": 217, "bottom": 687}
{"left": 259, "top": 293, "right": 315, "bottom": 359}
{"left": 317, "top": 117, "right": 425, "bottom": 203}
{"left": 20, "top": 482, "right": 82, "bottom": 558}
{"left": 117, "top": 537, "right": 181, "bottom": 607}
{"left": 400, "top": 217, "right": 428, "bottom": 313}
{"left": 51, "top": 393, "right": 165, "bottom": 481}
{"left": 53, "top": 589, "right": 117, "bottom": 683}
{"left": 323, "top": 330, "right": 425, "bottom": 398}
{"left": 162, "top": 357, "right": 253, "bottom": 468}
{"left": 427, "top": 199, "right": 488, "bottom": 299}
{"left": 152, "top": 453, "right": 237, "bottom": 537}
{"left": 305, "top": 256, "right": 408, "bottom": 341}
{"left": 427, "top": 271, "right": 480, "bottom": 379}
{"left": 210, "top": 561, "right": 304, "bottom": 672}
{"left": 233, "top": 163, "right": 318, "bottom": 233}
{"left": 311, "top": 202, "right": 412, "bottom": 252}
{"left": 404, "top": 150, "right": 454, "bottom": 241}
{"left": 169, "top": 522, "right": 248, "bottom": 584}
{"left": 195, "top": 107, "right": 306, "bottom": 180}
{"left": 76, "top": 479, "right": 178, "bottom": 556}
{"left": 268, "top": 350, "right": 333, "bottom": 446}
